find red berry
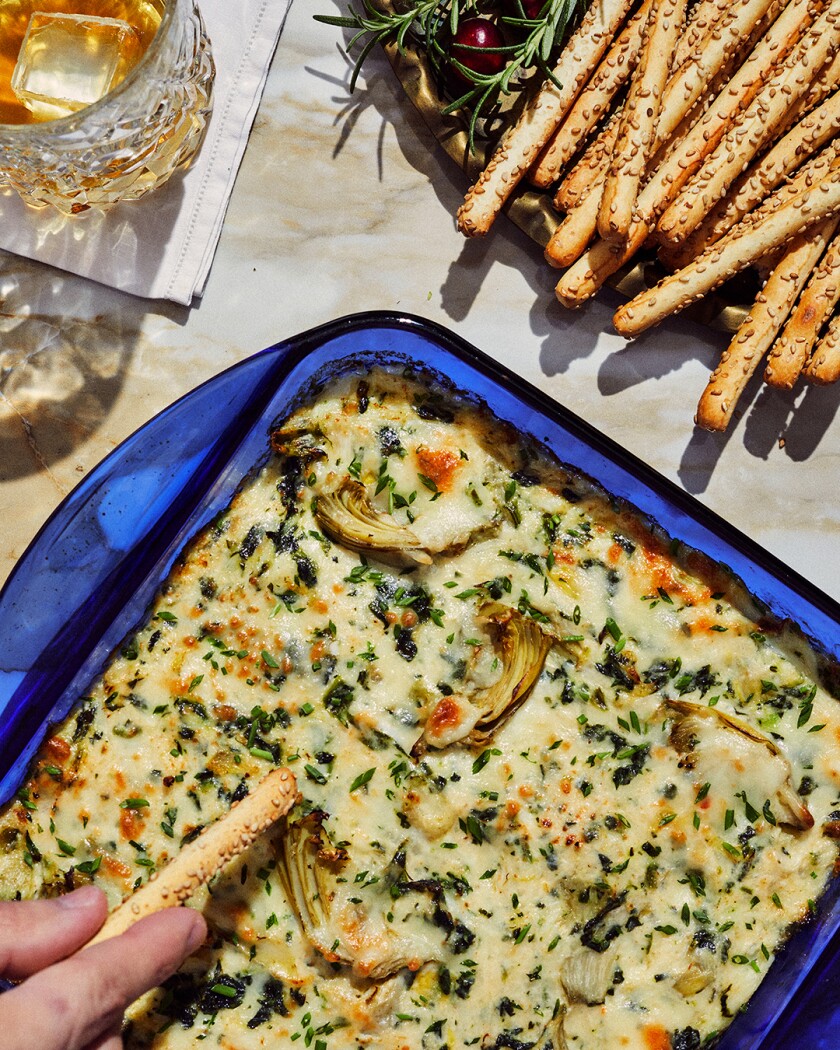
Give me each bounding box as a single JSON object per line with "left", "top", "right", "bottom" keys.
{"left": 450, "top": 18, "right": 506, "bottom": 82}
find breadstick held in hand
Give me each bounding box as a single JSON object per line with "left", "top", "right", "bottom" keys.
{"left": 87, "top": 766, "right": 298, "bottom": 946}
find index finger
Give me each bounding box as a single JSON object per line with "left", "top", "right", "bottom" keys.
{"left": 0, "top": 906, "right": 205, "bottom": 1050}
{"left": 0, "top": 886, "right": 107, "bottom": 980}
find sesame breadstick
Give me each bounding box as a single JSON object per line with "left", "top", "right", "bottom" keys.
{"left": 765, "top": 224, "right": 840, "bottom": 388}
{"left": 656, "top": 1, "right": 840, "bottom": 246}
{"left": 782, "top": 47, "right": 840, "bottom": 128}
{"left": 652, "top": 0, "right": 783, "bottom": 151}
{"left": 550, "top": 0, "right": 771, "bottom": 216}
{"left": 457, "top": 0, "right": 635, "bottom": 237}
{"left": 597, "top": 0, "right": 687, "bottom": 243}
{"left": 695, "top": 217, "right": 838, "bottom": 430}
{"left": 546, "top": 173, "right": 607, "bottom": 267}
{"left": 556, "top": 0, "right": 821, "bottom": 306}
{"left": 554, "top": 111, "right": 620, "bottom": 211}
{"left": 613, "top": 172, "right": 840, "bottom": 337}
{"left": 804, "top": 310, "right": 840, "bottom": 382}
{"left": 671, "top": 0, "right": 735, "bottom": 66}
{"left": 530, "top": 0, "right": 653, "bottom": 190}
{"left": 666, "top": 94, "right": 840, "bottom": 265}
{"left": 86, "top": 767, "right": 298, "bottom": 945}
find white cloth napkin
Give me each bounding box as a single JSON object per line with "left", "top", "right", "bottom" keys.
{"left": 0, "top": 0, "right": 292, "bottom": 306}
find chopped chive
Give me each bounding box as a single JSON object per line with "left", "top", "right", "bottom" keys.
{"left": 75, "top": 856, "right": 102, "bottom": 874}
{"left": 472, "top": 748, "right": 501, "bottom": 774}
{"left": 210, "top": 984, "right": 237, "bottom": 998}
{"left": 515, "top": 924, "right": 531, "bottom": 944}
{"left": 349, "top": 768, "right": 376, "bottom": 793}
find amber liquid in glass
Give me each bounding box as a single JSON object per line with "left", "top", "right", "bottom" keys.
{"left": 0, "top": 0, "right": 164, "bottom": 124}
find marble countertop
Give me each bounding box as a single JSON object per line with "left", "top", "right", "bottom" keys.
{"left": 2, "top": 0, "right": 839, "bottom": 608}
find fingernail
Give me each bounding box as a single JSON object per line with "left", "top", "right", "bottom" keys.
{"left": 184, "top": 911, "right": 207, "bottom": 952}
{"left": 57, "top": 885, "right": 104, "bottom": 909}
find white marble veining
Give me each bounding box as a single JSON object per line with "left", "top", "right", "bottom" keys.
{"left": 2, "top": 0, "right": 839, "bottom": 610}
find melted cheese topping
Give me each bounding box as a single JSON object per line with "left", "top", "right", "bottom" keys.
{"left": 2, "top": 371, "right": 839, "bottom": 1050}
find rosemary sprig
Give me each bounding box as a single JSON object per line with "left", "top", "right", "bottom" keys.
{"left": 315, "top": 0, "right": 589, "bottom": 151}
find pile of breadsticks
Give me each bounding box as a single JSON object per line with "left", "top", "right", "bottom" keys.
{"left": 456, "top": 0, "right": 840, "bottom": 431}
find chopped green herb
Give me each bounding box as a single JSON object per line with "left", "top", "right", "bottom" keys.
{"left": 349, "top": 768, "right": 376, "bottom": 793}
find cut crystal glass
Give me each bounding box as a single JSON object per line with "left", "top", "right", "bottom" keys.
{"left": 0, "top": 0, "right": 214, "bottom": 212}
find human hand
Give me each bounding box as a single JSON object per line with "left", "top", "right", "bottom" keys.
{"left": 0, "top": 885, "right": 206, "bottom": 1050}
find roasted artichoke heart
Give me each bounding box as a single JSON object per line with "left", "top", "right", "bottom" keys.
{"left": 276, "top": 810, "right": 350, "bottom": 965}
{"left": 419, "top": 602, "right": 553, "bottom": 751}
{"left": 559, "top": 948, "right": 615, "bottom": 1005}
{"left": 666, "top": 699, "right": 813, "bottom": 830}
{"left": 673, "top": 955, "right": 715, "bottom": 997}
{"left": 276, "top": 812, "right": 438, "bottom": 979}
{"left": 315, "top": 476, "right": 433, "bottom": 567}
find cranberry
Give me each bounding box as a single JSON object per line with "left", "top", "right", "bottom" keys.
{"left": 450, "top": 18, "right": 506, "bottom": 82}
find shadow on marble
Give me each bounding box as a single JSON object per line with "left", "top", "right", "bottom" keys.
{"left": 741, "top": 384, "right": 802, "bottom": 462}
{"left": 441, "top": 237, "right": 498, "bottom": 322}
{"left": 335, "top": 49, "right": 562, "bottom": 334}
{"left": 678, "top": 365, "right": 779, "bottom": 494}
{"left": 0, "top": 260, "right": 145, "bottom": 481}
{"left": 320, "top": 30, "right": 590, "bottom": 351}
{"left": 535, "top": 286, "right": 616, "bottom": 376}
{"left": 325, "top": 38, "right": 478, "bottom": 223}
{"left": 677, "top": 372, "right": 840, "bottom": 493}
{"left": 597, "top": 308, "right": 727, "bottom": 391}
{"left": 679, "top": 415, "right": 741, "bottom": 495}
{"left": 781, "top": 385, "right": 840, "bottom": 460}
{"left": 304, "top": 44, "right": 379, "bottom": 169}
{"left": 745, "top": 381, "right": 840, "bottom": 463}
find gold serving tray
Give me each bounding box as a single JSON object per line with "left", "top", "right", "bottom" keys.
{"left": 382, "top": 19, "right": 752, "bottom": 335}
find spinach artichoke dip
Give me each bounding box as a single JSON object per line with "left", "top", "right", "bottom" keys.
{"left": 1, "top": 369, "right": 839, "bottom": 1050}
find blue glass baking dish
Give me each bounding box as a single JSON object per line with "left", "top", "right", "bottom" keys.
{"left": 0, "top": 310, "right": 838, "bottom": 1047}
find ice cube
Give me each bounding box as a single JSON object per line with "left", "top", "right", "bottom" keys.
{"left": 11, "top": 12, "right": 143, "bottom": 122}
